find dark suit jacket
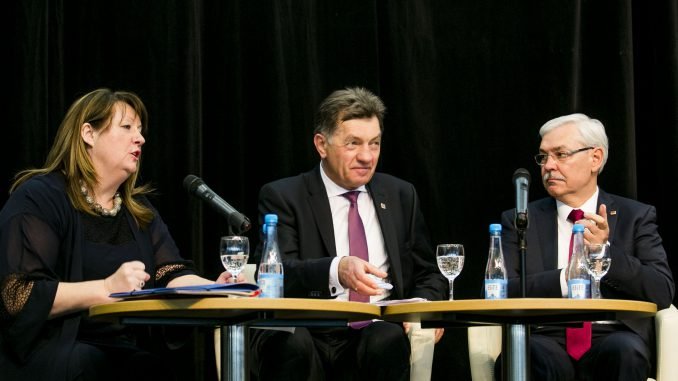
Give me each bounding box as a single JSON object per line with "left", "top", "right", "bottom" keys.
{"left": 500, "top": 189, "right": 675, "bottom": 348}
{"left": 255, "top": 165, "right": 448, "bottom": 302}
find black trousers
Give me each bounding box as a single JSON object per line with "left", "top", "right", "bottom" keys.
{"left": 494, "top": 324, "right": 652, "bottom": 381}
{"left": 250, "top": 321, "right": 411, "bottom": 381}
{"left": 69, "top": 341, "right": 176, "bottom": 381}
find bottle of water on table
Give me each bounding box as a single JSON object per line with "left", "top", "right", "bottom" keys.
{"left": 257, "top": 213, "right": 284, "bottom": 298}
{"left": 566, "top": 224, "right": 590, "bottom": 299}
{"left": 484, "top": 223, "right": 507, "bottom": 299}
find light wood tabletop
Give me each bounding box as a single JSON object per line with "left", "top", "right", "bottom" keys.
{"left": 381, "top": 298, "right": 657, "bottom": 324}
{"left": 90, "top": 297, "right": 382, "bottom": 324}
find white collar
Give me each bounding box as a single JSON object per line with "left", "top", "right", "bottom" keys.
{"left": 556, "top": 187, "right": 599, "bottom": 221}
{"left": 319, "top": 161, "right": 368, "bottom": 197}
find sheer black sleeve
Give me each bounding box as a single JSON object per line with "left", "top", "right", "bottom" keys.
{"left": 143, "top": 201, "right": 196, "bottom": 286}
{"left": 0, "top": 212, "right": 61, "bottom": 360}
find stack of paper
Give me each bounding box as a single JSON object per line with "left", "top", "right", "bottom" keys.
{"left": 109, "top": 283, "right": 261, "bottom": 299}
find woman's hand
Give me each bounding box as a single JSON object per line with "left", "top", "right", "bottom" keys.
{"left": 215, "top": 271, "right": 246, "bottom": 284}
{"left": 50, "top": 261, "right": 149, "bottom": 318}
{"left": 104, "top": 261, "right": 151, "bottom": 293}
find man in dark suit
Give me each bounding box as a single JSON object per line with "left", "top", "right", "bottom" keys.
{"left": 498, "top": 113, "right": 674, "bottom": 381}
{"left": 250, "top": 87, "right": 448, "bottom": 381}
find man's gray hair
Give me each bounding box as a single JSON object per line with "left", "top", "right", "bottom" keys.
{"left": 313, "top": 87, "right": 386, "bottom": 138}
{"left": 539, "top": 113, "right": 609, "bottom": 173}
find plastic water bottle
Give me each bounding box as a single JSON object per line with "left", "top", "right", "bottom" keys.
{"left": 257, "top": 213, "right": 284, "bottom": 298}
{"left": 566, "top": 224, "right": 590, "bottom": 299}
{"left": 484, "top": 223, "right": 507, "bottom": 299}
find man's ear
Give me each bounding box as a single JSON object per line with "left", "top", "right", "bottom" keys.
{"left": 81, "top": 123, "right": 95, "bottom": 146}
{"left": 313, "top": 133, "right": 328, "bottom": 159}
{"left": 591, "top": 146, "right": 604, "bottom": 173}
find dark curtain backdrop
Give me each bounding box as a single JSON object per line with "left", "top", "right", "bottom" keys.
{"left": 5, "top": 0, "right": 677, "bottom": 380}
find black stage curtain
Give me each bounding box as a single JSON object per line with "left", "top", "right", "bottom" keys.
{"left": 5, "top": 1, "right": 677, "bottom": 380}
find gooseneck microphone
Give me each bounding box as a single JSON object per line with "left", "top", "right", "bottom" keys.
{"left": 512, "top": 168, "right": 531, "bottom": 230}
{"left": 183, "top": 175, "right": 251, "bottom": 234}
{"left": 513, "top": 168, "right": 531, "bottom": 298}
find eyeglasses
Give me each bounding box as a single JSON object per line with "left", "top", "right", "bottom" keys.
{"left": 534, "top": 147, "right": 594, "bottom": 166}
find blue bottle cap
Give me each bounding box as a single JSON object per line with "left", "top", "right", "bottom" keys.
{"left": 489, "top": 223, "right": 502, "bottom": 233}
{"left": 572, "top": 224, "right": 585, "bottom": 233}
{"left": 263, "top": 214, "right": 278, "bottom": 233}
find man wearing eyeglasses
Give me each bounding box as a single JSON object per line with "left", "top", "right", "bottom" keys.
{"left": 496, "top": 113, "right": 674, "bottom": 381}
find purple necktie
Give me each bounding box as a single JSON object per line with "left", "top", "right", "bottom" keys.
{"left": 566, "top": 208, "right": 592, "bottom": 360}
{"left": 342, "top": 191, "right": 370, "bottom": 303}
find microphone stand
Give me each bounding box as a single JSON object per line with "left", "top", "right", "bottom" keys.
{"left": 517, "top": 228, "right": 527, "bottom": 298}
{"left": 509, "top": 168, "right": 531, "bottom": 381}
{"left": 506, "top": 213, "right": 530, "bottom": 381}
{"left": 515, "top": 212, "right": 528, "bottom": 297}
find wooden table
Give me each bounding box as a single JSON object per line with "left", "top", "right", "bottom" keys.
{"left": 382, "top": 298, "right": 657, "bottom": 381}
{"left": 90, "top": 298, "right": 381, "bottom": 381}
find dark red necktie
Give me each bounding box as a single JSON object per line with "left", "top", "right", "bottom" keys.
{"left": 566, "top": 208, "right": 592, "bottom": 360}
{"left": 342, "top": 191, "right": 373, "bottom": 329}
{"left": 342, "top": 191, "right": 370, "bottom": 303}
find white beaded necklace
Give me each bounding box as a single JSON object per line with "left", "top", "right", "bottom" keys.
{"left": 80, "top": 182, "right": 122, "bottom": 217}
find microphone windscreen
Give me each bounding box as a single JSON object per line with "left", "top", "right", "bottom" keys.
{"left": 183, "top": 174, "right": 203, "bottom": 193}
{"left": 512, "top": 168, "right": 531, "bottom": 183}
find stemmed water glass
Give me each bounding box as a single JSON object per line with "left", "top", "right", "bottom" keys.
{"left": 220, "top": 236, "right": 250, "bottom": 282}
{"left": 436, "top": 244, "right": 465, "bottom": 300}
{"left": 585, "top": 243, "right": 611, "bottom": 299}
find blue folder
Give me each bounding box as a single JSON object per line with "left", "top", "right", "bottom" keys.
{"left": 110, "top": 282, "right": 261, "bottom": 299}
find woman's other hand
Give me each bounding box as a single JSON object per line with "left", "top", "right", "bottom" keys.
{"left": 215, "top": 271, "right": 245, "bottom": 284}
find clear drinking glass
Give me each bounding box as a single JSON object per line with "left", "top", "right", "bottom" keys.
{"left": 436, "top": 244, "right": 465, "bottom": 300}
{"left": 585, "top": 243, "right": 611, "bottom": 299}
{"left": 220, "top": 236, "right": 250, "bottom": 281}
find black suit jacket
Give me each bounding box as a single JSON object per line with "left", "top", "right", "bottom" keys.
{"left": 500, "top": 189, "right": 675, "bottom": 347}
{"left": 255, "top": 165, "right": 448, "bottom": 302}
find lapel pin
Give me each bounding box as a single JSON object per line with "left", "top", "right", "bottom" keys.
{"left": 610, "top": 210, "right": 617, "bottom": 216}
{"left": 380, "top": 203, "right": 386, "bottom": 209}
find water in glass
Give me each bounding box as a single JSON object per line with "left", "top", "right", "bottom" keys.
{"left": 585, "top": 243, "right": 611, "bottom": 299}
{"left": 220, "top": 236, "right": 249, "bottom": 280}
{"left": 436, "top": 244, "right": 464, "bottom": 300}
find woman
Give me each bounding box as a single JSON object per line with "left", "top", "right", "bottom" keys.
{"left": 0, "top": 88, "right": 236, "bottom": 380}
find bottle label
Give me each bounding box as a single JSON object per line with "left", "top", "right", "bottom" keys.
{"left": 567, "top": 279, "right": 591, "bottom": 299}
{"left": 258, "top": 273, "right": 284, "bottom": 298}
{"left": 484, "top": 279, "right": 507, "bottom": 299}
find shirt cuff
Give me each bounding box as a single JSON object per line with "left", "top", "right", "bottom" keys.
{"left": 560, "top": 268, "right": 568, "bottom": 297}
{"left": 329, "top": 257, "right": 345, "bottom": 296}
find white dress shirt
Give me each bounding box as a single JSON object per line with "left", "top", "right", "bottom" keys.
{"left": 556, "top": 187, "right": 599, "bottom": 296}
{"left": 319, "top": 163, "right": 390, "bottom": 302}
